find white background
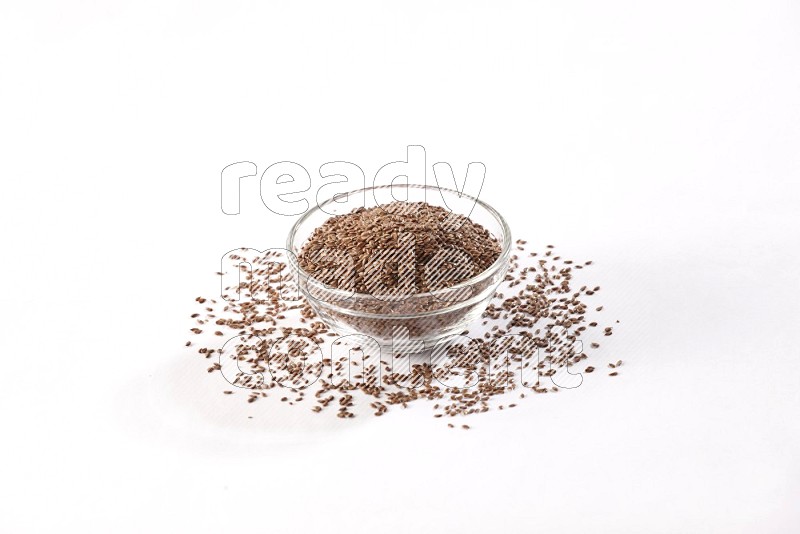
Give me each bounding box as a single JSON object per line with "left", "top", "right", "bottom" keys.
{"left": 2, "top": 1, "right": 799, "bottom": 532}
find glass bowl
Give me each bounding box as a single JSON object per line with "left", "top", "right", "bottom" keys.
{"left": 286, "top": 184, "right": 512, "bottom": 352}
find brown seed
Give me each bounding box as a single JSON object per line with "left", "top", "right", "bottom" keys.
{"left": 187, "top": 239, "right": 618, "bottom": 422}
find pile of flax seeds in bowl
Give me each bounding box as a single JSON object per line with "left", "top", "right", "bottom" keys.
{"left": 186, "top": 232, "right": 621, "bottom": 429}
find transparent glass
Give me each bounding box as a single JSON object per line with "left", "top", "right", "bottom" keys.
{"left": 286, "top": 184, "right": 512, "bottom": 350}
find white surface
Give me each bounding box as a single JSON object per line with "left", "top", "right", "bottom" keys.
{"left": 1, "top": 1, "right": 799, "bottom": 532}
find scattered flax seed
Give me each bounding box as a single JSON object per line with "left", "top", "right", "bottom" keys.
{"left": 186, "top": 241, "right": 621, "bottom": 426}
{"left": 462, "top": 425, "right": 470, "bottom": 430}
{"left": 609, "top": 372, "right": 618, "bottom": 376}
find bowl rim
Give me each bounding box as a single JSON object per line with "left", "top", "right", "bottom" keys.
{"left": 285, "top": 183, "right": 513, "bottom": 305}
